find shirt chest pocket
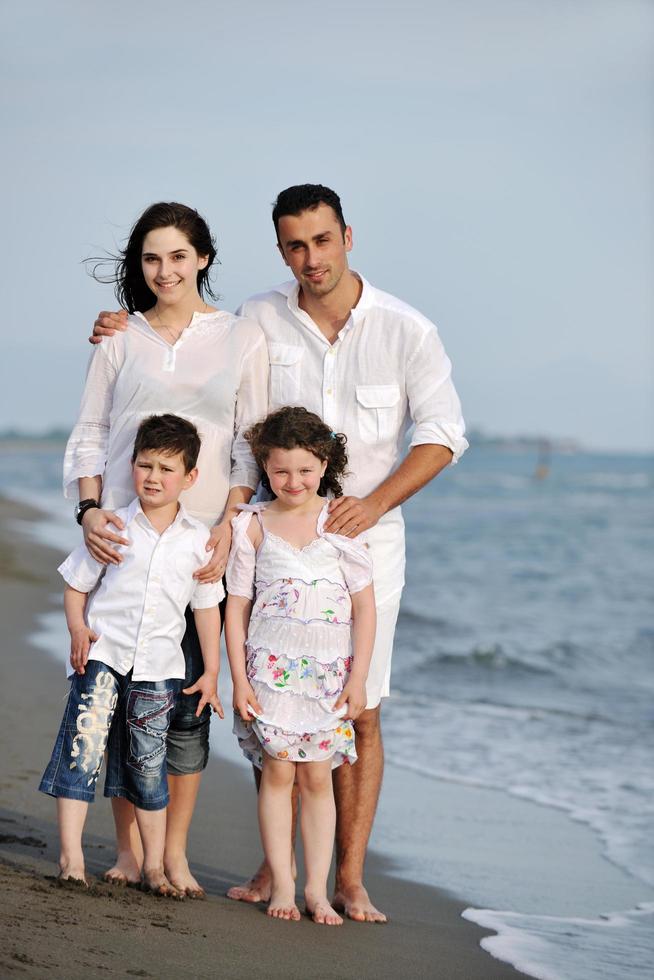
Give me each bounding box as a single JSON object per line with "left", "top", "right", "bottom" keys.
{"left": 268, "top": 343, "right": 304, "bottom": 407}
{"left": 355, "top": 384, "right": 401, "bottom": 444}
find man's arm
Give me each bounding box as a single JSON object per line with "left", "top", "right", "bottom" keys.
{"left": 324, "top": 444, "right": 453, "bottom": 537}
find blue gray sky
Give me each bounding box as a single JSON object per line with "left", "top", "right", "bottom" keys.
{"left": 2, "top": 0, "right": 652, "bottom": 451}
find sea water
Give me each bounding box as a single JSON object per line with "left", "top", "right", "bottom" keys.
{"left": 3, "top": 443, "right": 653, "bottom": 980}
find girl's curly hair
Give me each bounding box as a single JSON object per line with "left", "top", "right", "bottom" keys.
{"left": 246, "top": 406, "right": 348, "bottom": 498}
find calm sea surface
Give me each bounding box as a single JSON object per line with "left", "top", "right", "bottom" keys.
{"left": 2, "top": 443, "right": 652, "bottom": 980}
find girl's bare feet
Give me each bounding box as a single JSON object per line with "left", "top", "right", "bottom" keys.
{"left": 165, "top": 854, "right": 205, "bottom": 899}
{"left": 102, "top": 849, "right": 142, "bottom": 886}
{"left": 267, "top": 885, "right": 301, "bottom": 921}
{"left": 306, "top": 892, "right": 343, "bottom": 926}
{"left": 58, "top": 858, "right": 87, "bottom": 887}
{"left": 141, "top": 869, "right": 184, "bottom": 899}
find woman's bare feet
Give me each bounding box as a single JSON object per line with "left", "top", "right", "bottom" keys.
{"left": 141, "top": 868, "right": 184, "bottom": 899}
{"left": 102, "top": 849, "right": 142, "bottom": 886}
{"left": 332, "top": 882, "right": 386, "bottom": 923}
{"left": 164, "top": 854, "right": 205, "bottom": 899}
{"left": 305, "top": 892, "right": 343, "bottom": 926}
{"left": 267, "top": 884, "right": 301, "bottom": 921}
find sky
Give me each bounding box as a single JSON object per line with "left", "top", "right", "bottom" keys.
{"left": 1, "top": 0, "right": 652, "bottom": 451}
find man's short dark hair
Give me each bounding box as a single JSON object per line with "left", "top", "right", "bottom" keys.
{"left": 131, "top": 414, "right": 201, "bottom": 473}
{"left": 272, "top": 184, "right": 347, "bottom": 241}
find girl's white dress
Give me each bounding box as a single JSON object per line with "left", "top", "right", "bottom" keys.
{"left": 226, "top": 502, "right": 373, "bottom": 769}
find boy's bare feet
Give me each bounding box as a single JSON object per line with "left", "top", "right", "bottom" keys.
{"left": 227, "top": 862, "right": 272, "bottom": 903}
{"left": 102, "top": 849, "right": 142, "bottom": 886}
{"left": 165, "top": 854, "right": 206, "bottom": 899}
{"left": 332, "top": 883, "right": 386, "bottom": 923}
{"left": 267, "top": 884, "right": 301, "bottom": 921}
{"left": 141, "top": 869, "right": 184, "bottom": 899}
{"left": 305, "top": 892, "right": 343, "bottom": 926}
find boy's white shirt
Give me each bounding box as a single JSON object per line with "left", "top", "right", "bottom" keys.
{"left": 58, "top": 497, "right": 224, "bottom": 681}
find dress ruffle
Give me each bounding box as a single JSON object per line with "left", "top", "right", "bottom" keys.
{"left": 246, "top": 644, "right": 353, "bottom": 699}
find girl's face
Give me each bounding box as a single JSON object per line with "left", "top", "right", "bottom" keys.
{"left": 141, "top": 225, "right": 208, "bottom": 308}
{"left": 264, "top": 447, "right": 327, "bottom": 507}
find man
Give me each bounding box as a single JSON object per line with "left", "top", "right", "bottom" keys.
{"left": 92, "top": 184, "right": 467, "bottom": 921}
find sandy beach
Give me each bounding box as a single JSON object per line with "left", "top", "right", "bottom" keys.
{"left": 0, "top": 496, "right": 530, "bottom": 979}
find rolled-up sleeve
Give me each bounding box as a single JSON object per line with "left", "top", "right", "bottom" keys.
{"left": 226, "top": 511, "right": 257, "bottom": 599}
{"left": 62, "top": 340, "right": 120, "bottom": 499}
{"left": 406, "top": 325, "right": 468, "bottom": 464}
{"left": 58, "top": 544, "right": 105, "bottom": 593}
{"left": 230, "top": 323, "right": 269, "bottom": 491}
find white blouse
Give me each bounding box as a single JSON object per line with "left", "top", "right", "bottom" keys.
{"left": 63, "top": 311, "right": 269, "bottom": 527}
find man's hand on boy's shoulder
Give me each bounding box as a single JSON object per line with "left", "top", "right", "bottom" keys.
{"left": 69, "top": 625, "right": 99, "bottom": 674}
{"left": 89, "top": 309, "right": 128, "bottom": 345}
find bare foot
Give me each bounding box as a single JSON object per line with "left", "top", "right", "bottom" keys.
{"left": 102, "top": 849, "right": 142, "bottom": 886}
{"left": 141, "top": 869, "right": 184, "bottom": 900}
{"left": 165, "top": 854, "right": 206, "bottom": 899}
{"left": 227, "top": 864, "right": 272, "bottom": 904}
{"left": 305, "top": 893, "right": 343, "bottom": 926}
{"left": 267, "top": 885, "right": 301, "bottom": 922}
{"left": 332, "top": 883, "right": 387, "bottom": 923}
{"left": 58, "top": 858, "right": 87, "bottom": 886}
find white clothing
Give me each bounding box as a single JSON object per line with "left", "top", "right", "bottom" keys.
{"left": 238, "top": 274, "right": 466, "bottom": 699}
{"left": 227, "top": 502, "right": 372, "bottom": 768}
{"left": 63, "top": 310, "right": 269, "bottom": 527}
{"left": 58, "top": 498, "right": 224, "bottom": 682}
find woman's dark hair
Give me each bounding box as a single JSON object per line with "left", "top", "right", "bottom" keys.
{"left": 132, "top": 413, "right": 201, "bottom": 473}
{"left": 272, "top": 184, "right": 347, "bottom": 242}
{"left": 246, "top": 407, "right": 348, "bottom": 498}
{"left": 89, "top": 202, "right": 218, "bottom": 313}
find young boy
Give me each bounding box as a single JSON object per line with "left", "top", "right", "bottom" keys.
{"left": 39, "top": 414, "right": 224, "bottom": 896}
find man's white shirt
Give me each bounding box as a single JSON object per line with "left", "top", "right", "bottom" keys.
{"left": 58, "top": 498, "right": 224, "bottom": 681}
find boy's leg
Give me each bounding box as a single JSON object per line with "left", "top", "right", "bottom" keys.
{"left": 135, "top": 805, "right": 175, "bottom": 896}
{"left": 103, "top": 798, "right": 144, "bottom": 885}
{"left": 258, "top": 754, "right": 301, "bottom": 921}
{"left": 164, "top": 607, "right": 214, "bottom": 896}
{"left": 57, "top": 798, "right": 89, "bottom": 882}
{"left": 297, "top": 760, "right": 343, "bottom": 926}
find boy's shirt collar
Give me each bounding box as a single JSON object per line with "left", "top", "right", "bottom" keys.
{"left": 125, "top": 497, "right": 196, "bottom": 534}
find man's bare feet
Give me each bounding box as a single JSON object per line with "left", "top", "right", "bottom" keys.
{"left": 332, "top": 883, "right": 387, "bottom": 923}
{"left": 164, "top": 854, "right": 206, "bottom": 899}
{"left": 267, "top": 884, "right": 301, "bottom": 921}
{"left": 305, "top": 892, "right": 343, "bottom": 926}
{"left": 102, "top": 849, "right": 142, "bottom": 886}
{"left": 141, "top": 869, "right": 184, "bottom": 900}
{"left": 226, "top": 863, "right": 272, "bottom": 903}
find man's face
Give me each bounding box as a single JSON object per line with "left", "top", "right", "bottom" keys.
{"left": 277, "top": 203, "right": 352, "bottom": 299}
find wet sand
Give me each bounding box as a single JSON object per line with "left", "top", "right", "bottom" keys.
{"left": 0, "top": 496, "right": 529, "bottom": 979}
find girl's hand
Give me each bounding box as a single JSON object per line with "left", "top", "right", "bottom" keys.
{"left": 333, "top": 678, "right": 367, "bottom": 721}
{"left": 82, "top": 507, "right": 129, "bottom": 565}
{"left": 233, "top": 681, "right": 262, "bottom": 722}
{"left": 69, "top": 626, "right": 99, "bottom": 675}
{"left": 194, "top": 520, "right": 232, "bottom": 584}
{"left": 182, "top": 673, "right": 224, "bottom": 718}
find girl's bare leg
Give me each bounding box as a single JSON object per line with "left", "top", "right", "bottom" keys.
{"left": 258, "top": 755, "right": 301, "bottom": 921}
{"left": 297, "top": 761, "right": 343, "bottom": 926}
{"left": 165, "top": 772, "right": 204, "bottom": 897}
{"left": 57, "top": 798, "right": 89, "bottom": 883}
{"left": 134, "top": 806, "right": 180, "bottom": 898}
{"left": 104, "top": 797, "right": 143, "bottom": 884}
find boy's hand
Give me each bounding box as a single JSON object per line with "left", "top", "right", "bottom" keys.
{"left": 89, "top": 309, "right": 128, "bottom": 345}
{"left": 69, "top": 626, "right": 99, "bottom": 675}
{"left": 233, "top": 681, "right": 262, "bottom": 722}
{"left": 194, "top": 520, "right": 232, "bottom": 583}
{"left": 183, "top": 673, "right": 224, "bottom": 718}
{"left": 333, "top": 678, "right": 367, "bottom": 720}
{"left": 82, "top": 507, "right": 129, "bottom": 565}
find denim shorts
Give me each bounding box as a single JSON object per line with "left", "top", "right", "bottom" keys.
{"left": 166, "top": 598, "right": 225, "bottom": 776}
{"left": 40, "top": 661, "right": 180, "bottom": 811}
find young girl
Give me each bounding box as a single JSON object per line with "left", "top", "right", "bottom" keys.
{"left": 225, "top": 407, "right": 376, "bottom": 926}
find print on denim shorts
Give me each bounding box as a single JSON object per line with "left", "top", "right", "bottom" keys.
{"left": 71, "top": 671, "right": 118, "bottom": 787}
{"left": 127, "top": 688, "right": 176, "bottom": 774}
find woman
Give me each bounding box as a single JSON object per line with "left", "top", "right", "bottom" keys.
{"left": 65, "top": 202, "right": 268, "bottom": 896}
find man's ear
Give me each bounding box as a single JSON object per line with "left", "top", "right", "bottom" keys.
{"left": 185, "top": 467, "right": 199, "bottom": 489}
{"left": 344, "top": 226, "right": 353, "bottom": 253}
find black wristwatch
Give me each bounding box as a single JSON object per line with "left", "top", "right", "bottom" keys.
{"left": 75, "top": 499, "right": 100, "bottom": 526}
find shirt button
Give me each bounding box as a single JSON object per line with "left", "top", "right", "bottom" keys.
{"left": 326, "top": 388, "right": 333, "bottom": 395}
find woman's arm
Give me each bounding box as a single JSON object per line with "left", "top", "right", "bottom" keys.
{"left": 333, "top": 583, "right": 376, "bottom": 720}
{"left": 225, "top": 594, "right": 262, "bottom": 721}
{"left": 194, "top": 485, "right": 254, "bottom": 584}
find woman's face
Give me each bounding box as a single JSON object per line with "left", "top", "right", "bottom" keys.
{"left": 141, "top": 225, "right": 208, "bottom": 308}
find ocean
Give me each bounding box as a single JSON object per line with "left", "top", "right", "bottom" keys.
{"left": 2, "top": 442, "right": 653, "bottom": 980}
